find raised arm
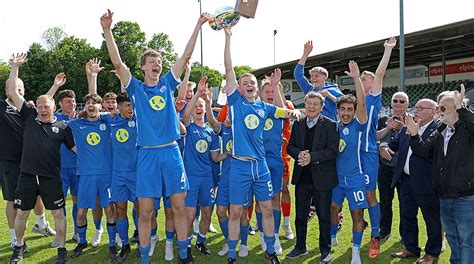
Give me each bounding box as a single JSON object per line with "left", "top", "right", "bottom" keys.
{"left": 201, "top": 78, "right": 221, "bottom": 133}
{"left": 223, "top": 27, "right": 237, "bottom": 95}
{"left": 297, "top": 40, "right": 312, "bottom": 65}
{"left": 372, "top": 37, "right": 396, "bottom": 94}
{"left": 182, "top": 81, "right": 204, "bottom": 126}
{"left": 171, "top": 14, "right": 209, "bottom": 78}
{"left": 293, "top": 41, "right": 314, "bottom": 94}
{"left": 46, "top": 72, "right": 67, "bottom": 96}
{"left": 345, "top": 60, "right": 367, "bottom": 123}
{"left": 86, "top": 58, "right": 104, "bottom": 94}
{"left": 177, "top": 62, "right": 191, "bottom": 101}
{"left": 100, "top": 9, "right": 131, "bottom": 87}
{"left": 270, "top": 68, "right": 284, "bottom": 108}
{"left": 6, "top": 53, "right": 27, "bottom": 109}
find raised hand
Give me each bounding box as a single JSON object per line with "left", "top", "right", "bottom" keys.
{"left": 197, "top": 76, "right": 209, "bottom": 96}
{"left": 100, "top": 9, "right": 114, "bottom": 30}
{"left": 175, "top": 99, "right": 186, "bottom": 112}
{"left": 53, "top": 72, "right": 67, "bottom": 87}
{"left": 303, "top": 41, "right": 313, "bottom": 56}
{"left": 344, "top": 60, "right": 360, "bottom": 78}
{"left": 384, "top": 37, "right": 397, "bottom": 49}
{"left": 85, "top": 61, "right": 92, "bottom": 76}
{"left": 9, "top": 53, "right": 28, "bottom": 67}
{"left": 89, "top": 58, "right": 104, "bottom": 74}
{"left": 454, "top": 84, "right": 466, "bottom": 109}
{"left": 405, "top": 114, "right": 419, "bottom": 136}
{"left": 184, "top": 61, "right": 191, "bottom": 75}
{"left": 289, "top": 109, "right": 301, "bottom": 121}
{"left": 198, "top": 12, "right": 211, "bottom": 25}
{"left": 270, "top": 68, "right": 282, "bottom": 87}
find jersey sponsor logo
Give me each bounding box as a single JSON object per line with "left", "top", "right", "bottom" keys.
{"left": 149, "top": 95, "right": 166, "bottom": 111}
{"left": 225, "top": 139, "right": 232, "bottom": 152}
{"left": 116, "top": 128, "right": 129, "bottom": 143}
{"left": 128, "top": 120, "right": 136, "bottom": 127}
{"left": 52, "top": 127, "right": 59, "bottom": 133}
{"left": 264, "top": 118, "right": 273, "bottom": 131}
{"left": 339, "top": 139, "right": 346, "bottom": 152}
{"left": 99, "top": 124, "right": 107, "bottom": 131}
{"left": 86, "top": 132, "right": 101, "bottom": 146}
{"left": 244, "top": 114, "right": 259, "bottom": 130}
{"left": 342, "top": 127, "right": 349, "bottom": 135}
{"left": 195, "top": 139, "right": 208, "bottom": 153}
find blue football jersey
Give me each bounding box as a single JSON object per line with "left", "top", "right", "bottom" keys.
{"left": 361, "top": 92, "right": 382, "bottom": 153}
{"left": 68, "top": 118, "right": 112, "bottom": 176}
{"left": 227, "top": 89, "right": 277, "bottom": 160}
{"left": 126, "top": 71, "right": 180, "bottom": 146}
{"left": 263, "top": 114, "right": 284, "bottom": 159}
{"left": 183, "top": 122, "right": 219, "bottom": 176}
{"left": 101, "top": 114, "right": 138, "bottom": 172}
{"left": 219, "top": 123, "right": 233, "bottom": 175}
{"left": 336, "top": 118, "right": 365, "bottom": 180}
{"left": 55, "top": 113, "right": 77, "bottom": 168}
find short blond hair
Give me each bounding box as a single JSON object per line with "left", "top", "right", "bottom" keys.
{"left": 140, "top": 49, "right": 162, "bottom": 66}
{"left": 36, "top": 94, "right": 55, "bottom": 106}
{"left": 361, "top": 71, "right": 375, "bottom": 79}
{"left": 309, "top": 66, "right": 328, "bottom": 77}
{"left": 238, "top": 73, "right": 257, "bottom": 85}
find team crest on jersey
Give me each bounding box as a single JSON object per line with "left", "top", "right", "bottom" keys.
{"left": 195, "top": 139, "right": 208, "bottom": 153}
{"left": 128, "top": 120, "right": 135, "bottom": 127}
{"left": 51, "top": 127, "right": 59, "bottom": 133}
{"left": 206, "top": 135, "right": 212, "bottom": 142}
{"left": 264, "top": 118, "right": 273, "bottom": 131}
{"left": 226, "top": 139, "right": 233, "bottom": 152}
{"left": 99, "top": 124, "right": 106, "bottom": 131}
{"left": 257, "top": 109, "right": 265, "bottom": 118}
{"left": 339, "top": 139, "right": 346, "bottom": 152}
{"left": 160, "top": 86, "right": 167, "bottom": 93}
{"left": 342, "top": 127, "right": 349, "bottom": 136}
{"left": 116, "top": 128, "right": 129, "bottom": 143}
{"left": 244, "top": 114, "right": 259, "bottom": 130}
{"left": 149, "top": 95, "right": 166, "bottom": 111}
{"left": 87, "top": 132, "right": 101, "bottom": 146}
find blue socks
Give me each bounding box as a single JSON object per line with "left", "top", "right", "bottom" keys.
{"left": 256, "top": 212, "right": 263, "bottom": 232}
{"left": 368, "top": 203, "right": 381, "bottom": 237}
{"left": 94, "top": 217, "right": 102, "bottom": 230}
{"left": 264, "top": 235, "right": 276, "bottom": 254}
{"left": 219, "top": 218, "right": 229, "bottom": 241}
{"left": 77, "top": 224, "right": 87, "bottom": 244}
{"left": 273, "top": 210, "right": 281, "bottom": 234}
{"left": 165, "top": 230, "right": 175, "bottom": 243}
{"left": 72, "top": 203, "right": 78, "bottom": 234}
{"left": 330, "top": 224, "right": 338, "bottom": 238}
{"left": 197, "top": 233, "right": 206, "bottom": 244}
{"left": 106, "top": 222, "right": 117, "bottom": 247}
{"left": 176, "top": 239, "right": 188, "bottom": 259}
{"left": 353, "top": 230, "right": 363, "bottom": 249}
{"left": 151, "top": 227, "right": 157, "bottom": 238}
{"left": 240, "top": 225, "right": 249, "bottom": 246}
{"left": 228, "top": 239, "right": 238, "bottom": 259}
{"left": 116, "top": 219, "right": 129, "bottom": 246}
{"left": 139, "top": 244, "right": 150, "bottom": 263}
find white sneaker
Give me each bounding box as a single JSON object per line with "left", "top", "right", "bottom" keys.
{"left": 11, "top": 238, "right": 17, "bottom": 249}
{"left": 193, "top": 218, "right": 199, "bottom": 234}
{"left": 32, "top": 221, "right": 56, "bottom": 237}
{"left": 51, "top": 235, "right": 59, "bottom": 248}
{"left": 92, "top": 228, "right": 104, "bottom": 247}
{"left": 260, "top": 232, "right": 267, "bottom": 251}
{"left": 209, "top": 222, "right": 218, "bottom": 233}
{"left": 148, "top": 235, "right": 159, "bottom": 256}
{"left": 321, "top": 253, "right": 331, "bottom": 263}
{"left": 331, "top": 237, "right": 338, "bottom": 247}
{"left": 283, "top": 224, "right": 294, "bottom": 240}
{"left": 274, "top": 235, "right": 283, "bottom": 256}
{"left": 115, "top": 233, "right": 122, "bottom": 248}
{"left": 351, "top": 248, "right": 361, "bottom": 264}
{"left": 218, "top": 243, "right": 229, "bottom": 256}
{"left": 165, "top": 241, "right": 174, "bottom": 261}
{"left": 238, "top": 244, "right": 249, "bottom": 257}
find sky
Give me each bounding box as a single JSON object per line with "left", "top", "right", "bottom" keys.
{"left": 1, "top": 0, "right": 473, "bottom": 73}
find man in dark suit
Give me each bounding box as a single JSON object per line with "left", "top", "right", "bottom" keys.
{"left": 286, "top": 91, "right": 339, "bottom": 263}
{"left": 380, "top": 99, "right": 442, "bottom": 264}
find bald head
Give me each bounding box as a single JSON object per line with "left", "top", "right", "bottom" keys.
{"left": 414, "top": 98, "right": 437, "bottom": 126}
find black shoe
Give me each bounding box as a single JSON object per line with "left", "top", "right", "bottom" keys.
{"left": 264, "top": 251, "right": 280, "bottom": 264}
{"left": 177, "top": 256, "right": 193, "bottom": 264}
{"left": 187, "top": 247, "right": 194, "bottom": 263}
{"left": 228, "top": 258, "right": 236, "bottom": 263}
{"left": 286, "top": 247, "right": 308, "bottom": 259}
{"left": 307, "top": 207, "right": 316, "bottom": 221}
{"left": 10, "top": 244, "right": 26, "bottom": 264}
{"left": 195, "top": 242, "right": 211, "bottom": 255}
{"left": 109, "top": 246, "right": 118, "bottom": 261}
{"left": 131, "top": 230, "right": 139, "bottom": 244}
{"left": 55, "top": 247, "right": 67, "bottom": 264}
{"left": 70, "top": 243, "right": 87, "bottom": 258}
{"left": 116, "top": 244, "right": 131, "bottom": 262}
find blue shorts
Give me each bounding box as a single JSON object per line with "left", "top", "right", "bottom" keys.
{"left": 229, "top": 158, "right": 273, "bottom": 205}
{"left": 217, "top": 169, "right": 252, "bottom": 209}
{"left": 212, "top": 162, "right": 221, "bottom": 188}
{"left": 77, "top": 174, "right": 112, "bottom": 209}
{"left": 162, "top": 196, "right": 172, "bottom": 209}
{"left": 267, "top": 156, "right": 283, "bottom": 194}
{"left": 60, "top": 167, "right": 78, "bottom": 197}
{"left": 185, "top": 175, "right": 215, "bottom": 208}
{"left": 332, "top": 184, "right": 368, "bottom": 211}
{"left": 136, "top": 145, "right": 189, "bottom": 199}
{"left": 361, "top": 152, "right": 379, "bottom": 191}
{"left": 112, "top": 170, "right": 137, "bottom": 204}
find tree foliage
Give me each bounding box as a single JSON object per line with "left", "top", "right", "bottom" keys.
{"left": 234, "top": 65, "right": 255, "bottom": 79}
{"left": 41, "top": 27, "right": 67, "bottom": 51}
{"left": 147, "top": 33, "right": 178, "bottom": 75}
{"left": 189, "top": 62, "right": 223, "bottom": 88}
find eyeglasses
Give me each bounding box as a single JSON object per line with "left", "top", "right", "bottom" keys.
{"left": 392, "top": 99, "right": 406, "bottom": 104}
{"left": 438, "top": 105, "right": 447, "bottom": 112}
{"left": 414, "top": 106, "right": 435, "bottom": 111}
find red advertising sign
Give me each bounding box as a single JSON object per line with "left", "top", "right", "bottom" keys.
{"left": 430, "top": 61, "right": 474, "bottom": 76}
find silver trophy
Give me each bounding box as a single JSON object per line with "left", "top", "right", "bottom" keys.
{"left": 208, "top": 6, "right": 241, "bottom": 31}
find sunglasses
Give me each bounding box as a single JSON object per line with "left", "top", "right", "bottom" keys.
{"left": 438, "top": 105, "right": 446, "bottom": 112}
{"left": 392, "top": 99, "right": 406, "bottom": 104}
